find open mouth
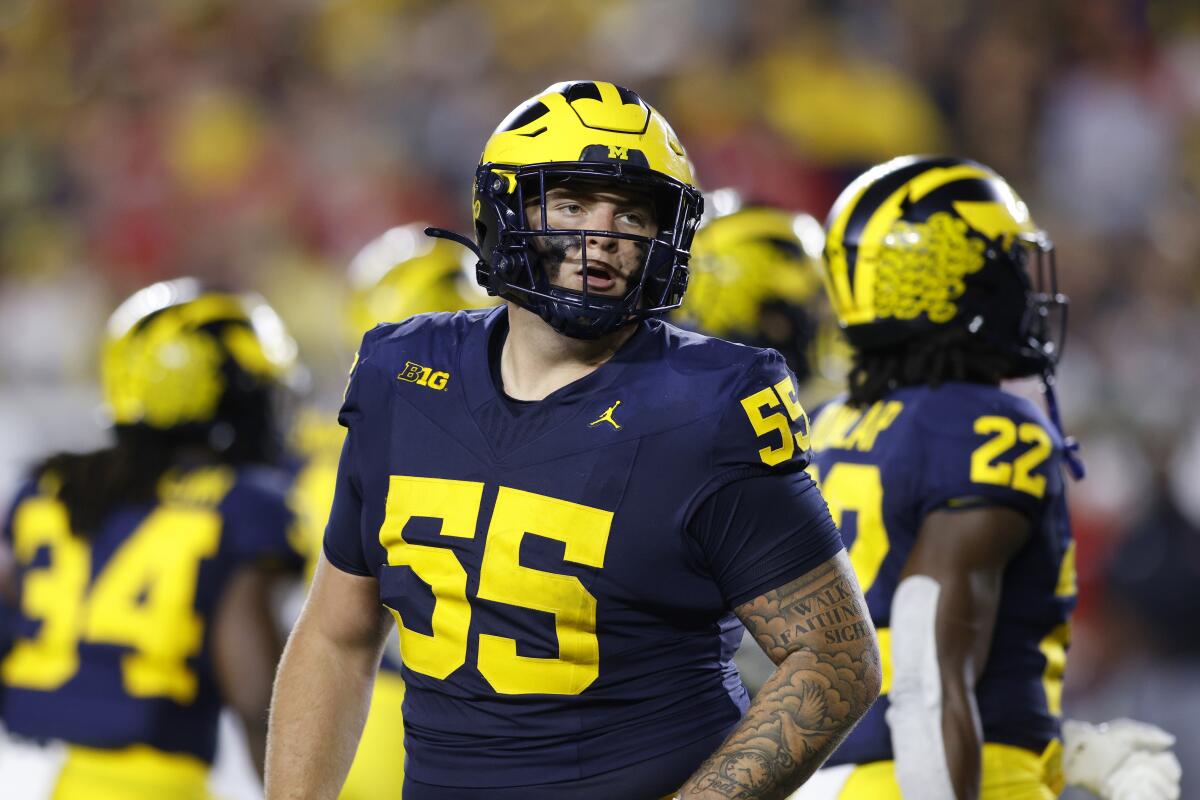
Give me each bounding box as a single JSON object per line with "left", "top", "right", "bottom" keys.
{"left": 579, "top": 263, "right": 616, "bottom": 292}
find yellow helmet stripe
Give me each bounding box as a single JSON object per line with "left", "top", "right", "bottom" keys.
{"left": 823, "top": 160, "right": 918, "bottom": 326}
{"left": 952, "top": 172, "right": 1039, "bottom": 247}
{"left": 567, "top": 81, "right": 648, "bottom": 135}
{"left": 595, "top": 81, "right": 622, "bottom": 105}
{"left": 903, "top": 164, "right": 995, "bottom": 205}
{"left": 110, "top": 294, "right": 246, "bottom": 350}
{"left": 175, "top": 294, "right": 250, "bottom": 329}
{"left": 824, "top": 184, "right": 872, "bottom": 316}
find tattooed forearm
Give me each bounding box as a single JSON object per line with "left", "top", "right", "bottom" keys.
{"left": 679, "top": 554, "right": 882, "bottom": 800}
{"left": 753, "top": 566, "right": 873, "bottom": 655}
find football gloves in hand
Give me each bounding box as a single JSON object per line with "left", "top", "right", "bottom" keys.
{"left": 1062, "top": 718, "right": 1181, "bottom": 800}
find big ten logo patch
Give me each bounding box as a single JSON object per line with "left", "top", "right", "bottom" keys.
{"left": 398, "top": 361, "right": 450, "bottom": 391}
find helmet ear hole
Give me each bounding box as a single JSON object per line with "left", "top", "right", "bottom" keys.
{"left": 493, "top": 253, "right": 515, "bottom": 280}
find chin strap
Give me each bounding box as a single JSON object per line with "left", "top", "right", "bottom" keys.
{"left": 1042, "top": 372, "right": 1085, "bottom": 481}
{"left": 425, "top": 226, "right": 483, "bottom": 260}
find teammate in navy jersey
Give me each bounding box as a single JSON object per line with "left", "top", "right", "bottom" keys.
{"left": 266, "top": 80, "right": 881, "bottom": 800}
{"left": 788, "top": 156, "right": 1180, "bottom": 800}
{"left": 0, "top": 279, "right": 304, "bottom": 799}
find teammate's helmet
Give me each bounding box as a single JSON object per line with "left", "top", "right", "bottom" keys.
{"left": 346, "top": 223, "right": 497, "bottom": 339}
{"left": 822, "top": 155, "right": 1068, "bottom": 378}
{"left": 471, "top": 80, "right": 704, "bottom": 339}
{"left": 676, "top": 190, "right": 826, "bottom": 379}
{"left": 101, "top": 278, "right": 297, "bottom": 459}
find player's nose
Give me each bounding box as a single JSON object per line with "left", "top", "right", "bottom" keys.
{"left": 585, "top": 204, "right": 620, "bottom": 251}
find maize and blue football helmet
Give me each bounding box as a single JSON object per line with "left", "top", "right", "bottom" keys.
{"left": 822, "top": 155, "right": 1067, "bottom": 380}
{"left": 823, "top": 155, "right": 1082, "bottom": 477}
{"left": 346, "top": 223, "right": 498, "bottom": 341}
{"left": 677, "top": 190, "right": 829, "bottom": 381}
{"left": 102, "top": 278, "right": 297, "bottom": 461}
{"left": 429, "top": 80, "right": 704, "bottom": 339}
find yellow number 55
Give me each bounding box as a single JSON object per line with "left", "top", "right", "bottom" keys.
{"left": 740, "top": 375, "right": 811, "bottom": 467}
{"left": 378, "top": 477, "right": 612, "bottom": 696}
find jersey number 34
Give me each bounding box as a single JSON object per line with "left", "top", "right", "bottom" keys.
{"left": 4, "top": 497, "right": 218, "bottom": 703}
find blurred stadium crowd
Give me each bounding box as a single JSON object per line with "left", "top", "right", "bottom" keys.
{"left": 2, "top": 0, "right": 1199, "bottom": 790}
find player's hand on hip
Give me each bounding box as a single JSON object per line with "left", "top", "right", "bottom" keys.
{"left": 1062, "top": 718, "right": 1182, "bottom": 800}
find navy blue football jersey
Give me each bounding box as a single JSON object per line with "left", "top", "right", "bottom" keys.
{"left": 323, "top": 306, "right": 843, "bottom": 796}
{"left": 0, "top": 463, "right": 301, "bottom": 763}
{"left": 809, "top": 383, "right": 1075, "bottom": 767}
{"left": 284, "top": 408, "right": 401, "bottom": 675}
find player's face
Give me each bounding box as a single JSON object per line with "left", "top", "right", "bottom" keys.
{"left": 524, "top": 184, "right": 658, "bottom": 297}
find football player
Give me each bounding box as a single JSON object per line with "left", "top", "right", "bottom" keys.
{"left": 0, "top": 279, "right": 303, "bottom": 799}
{"left": 677, "top": 191, "right": 852, "bottom": 413}
{"left": 789, "top": 156, "right": 1180, "bottom": 800}
{"left": 284, "top": 224, "right": 499, "bottom": 799}
{"left": 675, "top": 190, "right": 827, "bottom": 382}
{"left": 266, "top": 80, "right": 881, "bottom": 800}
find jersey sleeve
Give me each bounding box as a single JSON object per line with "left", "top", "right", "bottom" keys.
{"left": 221, "top": 467, "right": 305, "bottom": 571}
{"left": 688, "top": 470, "right": 844, "bottom": 608}
{"left": 322, "top": 432, "right": 372, "bottom": 577}
{"left": 321, "top": 329, "right": 386, "bottom": 577}
{"left": 337, "top": 324, "right": 394, "bottom": 431}
{"left": 917, "top": 392, "right": 1064, "bottom": 522}
{"left": 338, "top": 350, "right": 363, "bottom": 429}
{"left": 709, "top": 348, "right": 813, "bottom": 489}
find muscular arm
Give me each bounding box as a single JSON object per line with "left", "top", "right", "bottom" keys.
{"left": 679, "top": 551, "right": 882, "bottom": 799}
{"left": 265, "top": 553, "right": 391, "bottom": 800}
{"left": 891, "top": 506, "right": 1030, "bottom": 800}
{"left": 212, "top": 565, "right": 286, "bottom": 780}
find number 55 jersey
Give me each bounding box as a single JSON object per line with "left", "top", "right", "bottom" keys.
{"left": 809, "top": 382, "right": 1075, "bottom": 773}
{"left": 324, "top": 306, "right": 844, "bottom": 795}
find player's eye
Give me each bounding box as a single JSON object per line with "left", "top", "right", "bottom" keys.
{"left": 542, "top": 200, "right": 587, "bottom": 230}
{"left": 617, "top": 211, "right": 653, "bottom": 233}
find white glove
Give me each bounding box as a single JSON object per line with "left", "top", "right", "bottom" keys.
{"left": 1062, "top": 718, "right": 1182, "bottom": 800}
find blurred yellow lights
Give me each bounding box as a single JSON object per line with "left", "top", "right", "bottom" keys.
{"left": 165, "top": 90, "right": 265, "bottom": 195}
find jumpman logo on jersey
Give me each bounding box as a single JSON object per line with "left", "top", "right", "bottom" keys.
{"left": 589, "top": 400, "right": 622, "bottom": 430}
